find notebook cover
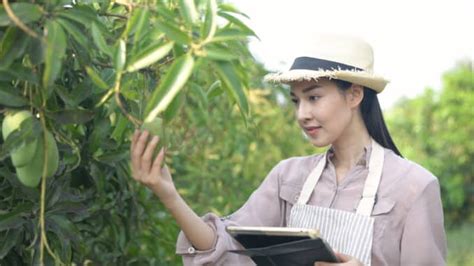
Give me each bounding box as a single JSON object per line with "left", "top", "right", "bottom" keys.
{"left": 228, "top": 236, "right": 339, "bottom": 266}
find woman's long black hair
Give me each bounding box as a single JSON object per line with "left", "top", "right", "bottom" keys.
{"left": 333, "top": 79, "right": 403, "bottom": 157}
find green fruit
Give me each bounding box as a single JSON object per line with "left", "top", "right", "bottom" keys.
{"left": 15, "top": 161, "right": 42, "bottom": 188}
{"left": 2, "top": 110, "right": 33, "bottom": 139}
{"left": 141, "top": 117, "right": 163, "bottom": 136}
{"left": 11, "top": 139, "right": 39, "bottom": 167}
{"left": 15, "top": 137, "right": 43, "bottom": 188}
{"left": 2, "top": 110, "right": 39, "bottom": 168}
{"left": 141, "top": 117, "right": 167, "bottom": 156}
{"left": 15, "top": 131, "right": 59, "bottom": 188}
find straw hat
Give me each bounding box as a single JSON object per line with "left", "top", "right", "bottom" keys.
{"left": 264, "top": 35, "right": 389, "bottom": 93}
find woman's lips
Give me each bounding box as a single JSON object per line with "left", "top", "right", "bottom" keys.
{"left": 304, "top": 126, "right": 321, "bottom": 136}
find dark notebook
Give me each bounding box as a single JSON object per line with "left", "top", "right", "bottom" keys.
{"left": 226, "top": 226, "right": 339, "bottom": 266}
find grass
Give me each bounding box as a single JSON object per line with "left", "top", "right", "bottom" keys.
{"left": 447, "top": 223, "right": 474, "bottom": 266}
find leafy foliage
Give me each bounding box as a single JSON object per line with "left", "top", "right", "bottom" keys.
{"left": 0, "top": 0, "right": 263, "bottom": 264}
{"left": 446, "top": 222, "right": 474, "bottom": 266}
{"left": 385, "top": 61, "right": 474, "bottom": 227}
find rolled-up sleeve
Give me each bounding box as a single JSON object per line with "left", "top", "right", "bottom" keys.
{"left": 400, "top": 179, "right": 447, "bottom": 265}
{"left": 176, "top": 161, "right": 285, "bottom": 265}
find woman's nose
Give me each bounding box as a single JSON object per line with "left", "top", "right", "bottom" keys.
{"left": 296, "top": 101, "right": 312, "bottom": 121}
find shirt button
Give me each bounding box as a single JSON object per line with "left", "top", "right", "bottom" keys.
{"left": 188, "top": 247, "right": 196, "bottom": 254}
{"left": 294, "top": 195, "right": 299, "bottom": 201}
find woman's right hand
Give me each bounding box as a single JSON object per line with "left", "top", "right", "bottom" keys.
{"left": 131, "top": 130, "right": 216, "bottom": 250}
{"left": 130, "top": 130, "right": 178, "bottom": 205}
{"left": 314, "top": 253, "right": 363, "bottom": 266}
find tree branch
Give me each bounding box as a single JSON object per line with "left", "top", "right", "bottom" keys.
{"left": 2, "top": 0, "right": 41, "bottom": 39}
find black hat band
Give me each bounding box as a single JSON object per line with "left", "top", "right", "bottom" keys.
{"left": 290, "top": 57, "right": 363, "bottom": 72}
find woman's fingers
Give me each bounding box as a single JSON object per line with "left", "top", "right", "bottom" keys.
{"left": 133, "top": 130, "right": 149, "bottom": 166}
{"left": 314, "top": 252, "right": 362, "bottom": 266}
{"left": 131, "top": 130, "right": 144, "bottom": 176}
{"left": 150, "top": 147, "right": 166, "bottom": 178}
{"left": 335, "top": 252, "right": 352, "bottom": 262}
{"left": 130, "top": 129, "right": 140, "bottom": 152}
{"left": 141, "top": 135, "right": 159, "bottom": 173}
{"left": 131, "top": 130, "right": 140, "bottom": 154}
{"left": 130, "top": 130, "right": 170, "bottom": 194}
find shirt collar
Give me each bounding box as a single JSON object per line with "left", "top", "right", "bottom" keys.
{"left": 327, "top": 142, "right": 372, "bottom": 167}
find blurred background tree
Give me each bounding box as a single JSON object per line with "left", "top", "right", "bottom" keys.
{"left": 0, "top": 0, "right": 472, "bottom": 265}
{"left": 385, "top": 61, "right": 474, "bottom": 227}
{"left": 385, "top": 61, "right": 474, "bottom": 265}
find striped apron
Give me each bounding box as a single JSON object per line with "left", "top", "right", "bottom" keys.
{"left": 288, "top": 139, "right": 384, "bottom": 266}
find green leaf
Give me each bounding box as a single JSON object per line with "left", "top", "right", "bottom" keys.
{"left": 54, "top": 85, "right": 78, "bottom": 107}
{"left": 206, "top": 80, "right": 223, "bottom": 99}
{"left": 173, "top": 43, "right": 186, "bottom": 57}
{"left": 47, "top": 201, "right": 88, "bottom": 218}
{"left": 95, "top": 149, "right": 129, "bottom": 164}
{"left": 203, "top": 45, "right": 239, "bottom": 61}
{"left": 201, "top": 0, "right": 217, "bottom": 41}
{"left": 163, "top": 90, "right": 185, "bottom": 122}
{"left": 27, "top": 36, "right": 44, "bottom": 65}
{"left": 128, "top": 8, "right": 150, "bottom": 38}
{"left": 126, "top": 41, "right": 174, "bottom": 72}
{"left": 0, "top": 3, "right": 43, "bottom": 27}
{"left": 91, "top": 22, "right": 111, "bottom": 57}
{"left": 215, "top": 61, "right": 249, "bottom": 117}
{"left": 144, "top": 53, "right": 195, "bottom": 122}
{"left": 156, "top": 5, "right": 178, "bottom": 22}
{"left": 156, "top": 19, "right": 192, "bottom": 45}
{"left": 46, "top": 109, "right": 95, "bottom": 125}
{"left": 218, "top": 3, "right": 250, "bottom": 19}
{"left": 0, "top": 64, "right": 38, "bottom": 84}
{"left": 0, "top": 85, "right": 28, "bottom": 107}
{"left": 0, "top": 27, "right": 30, "bottom": 70}
{"left": 87, "top": 119, "right": 111, "bottom": 153}
{"left": 85, "top": 66, "right": 109, "bottom": 90}
{"left": 57, "top": 5, "right": 101, "bottom": 28}
{"left": 0, "top": 202, "right": 32, "bottom": 231}
{"left": 0, "top": 230, "right": 21, "bottom": 259}
{"left": 0, "top": 215, "right": 25, "bottom": 232}
{"left": 217, "top": 11, "right": 258, "bottom": 38}
{"left": 130, "top": 8, "right": 150, "bottom": 52}
{"left": 49, "top": 233, "right": 72, "bottom": 263}
{"left": 178, "top": 0, "right": 199, "bottom": 26}
{"left": 56, "top": 17, "right": 89, "bottom": 49}
{"left": 42, "top": 20, "right": 67, "bottom": 89}
{"left": 114, "top": 39, "right": 126, "bottom": 73}
{"left": 0, "top": 27, "right": 17, "bottom": 61}
{"left": 190, "top": 82, "right": 208, "bottom": 108}
{"left": 110, "top": 114, "right": 128, "bottom": 143}
{"left": 209, "top": 28, "right": 249, "bottom": 43}
{"left": 47, "top": 215, "right": 80, "bottom": 243}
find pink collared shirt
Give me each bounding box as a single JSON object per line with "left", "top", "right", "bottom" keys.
{"left": 176, "top": 147, "right": 447, "bottom": 266}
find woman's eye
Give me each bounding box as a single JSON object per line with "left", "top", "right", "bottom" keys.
{"left": 309, "top": 96, "right": 320, "bottom": 102}
{"left": 291, "top": 98, "right": 299, "bottom": 105}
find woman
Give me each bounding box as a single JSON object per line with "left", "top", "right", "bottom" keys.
{"left": 130, "top": 35, "right": 447, "bottom": 265}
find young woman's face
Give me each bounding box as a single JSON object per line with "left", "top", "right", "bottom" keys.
{"left": 290, "top": 78, "right": 354, "bottom": 147}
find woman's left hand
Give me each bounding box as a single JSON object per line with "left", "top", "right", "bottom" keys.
{"left": 314, "top": 253, "right": 364, "bottom": 266}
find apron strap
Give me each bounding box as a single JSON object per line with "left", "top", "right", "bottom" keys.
{"left": 296, "top": 152, "right": 328, "bottom": 205}
{"left": 296, "top": 139, "right": 385, "bottom": 216}
{"left": 356, "top": 139, "right": 385, "bottom": 216}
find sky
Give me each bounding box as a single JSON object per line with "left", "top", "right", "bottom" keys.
{"left": 228, "top": 0, "right": 474, "bottom": 108}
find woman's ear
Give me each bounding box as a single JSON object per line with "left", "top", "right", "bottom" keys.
{"left": 346, "top": 84, "right": 364, "bottom": 108}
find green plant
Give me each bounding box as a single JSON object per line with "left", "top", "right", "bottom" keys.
{"left": 0, "top": 0, "right": 260, "bottom": 264}
{"left": 385, "top": 61, "right": 474, "bottom": 227}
